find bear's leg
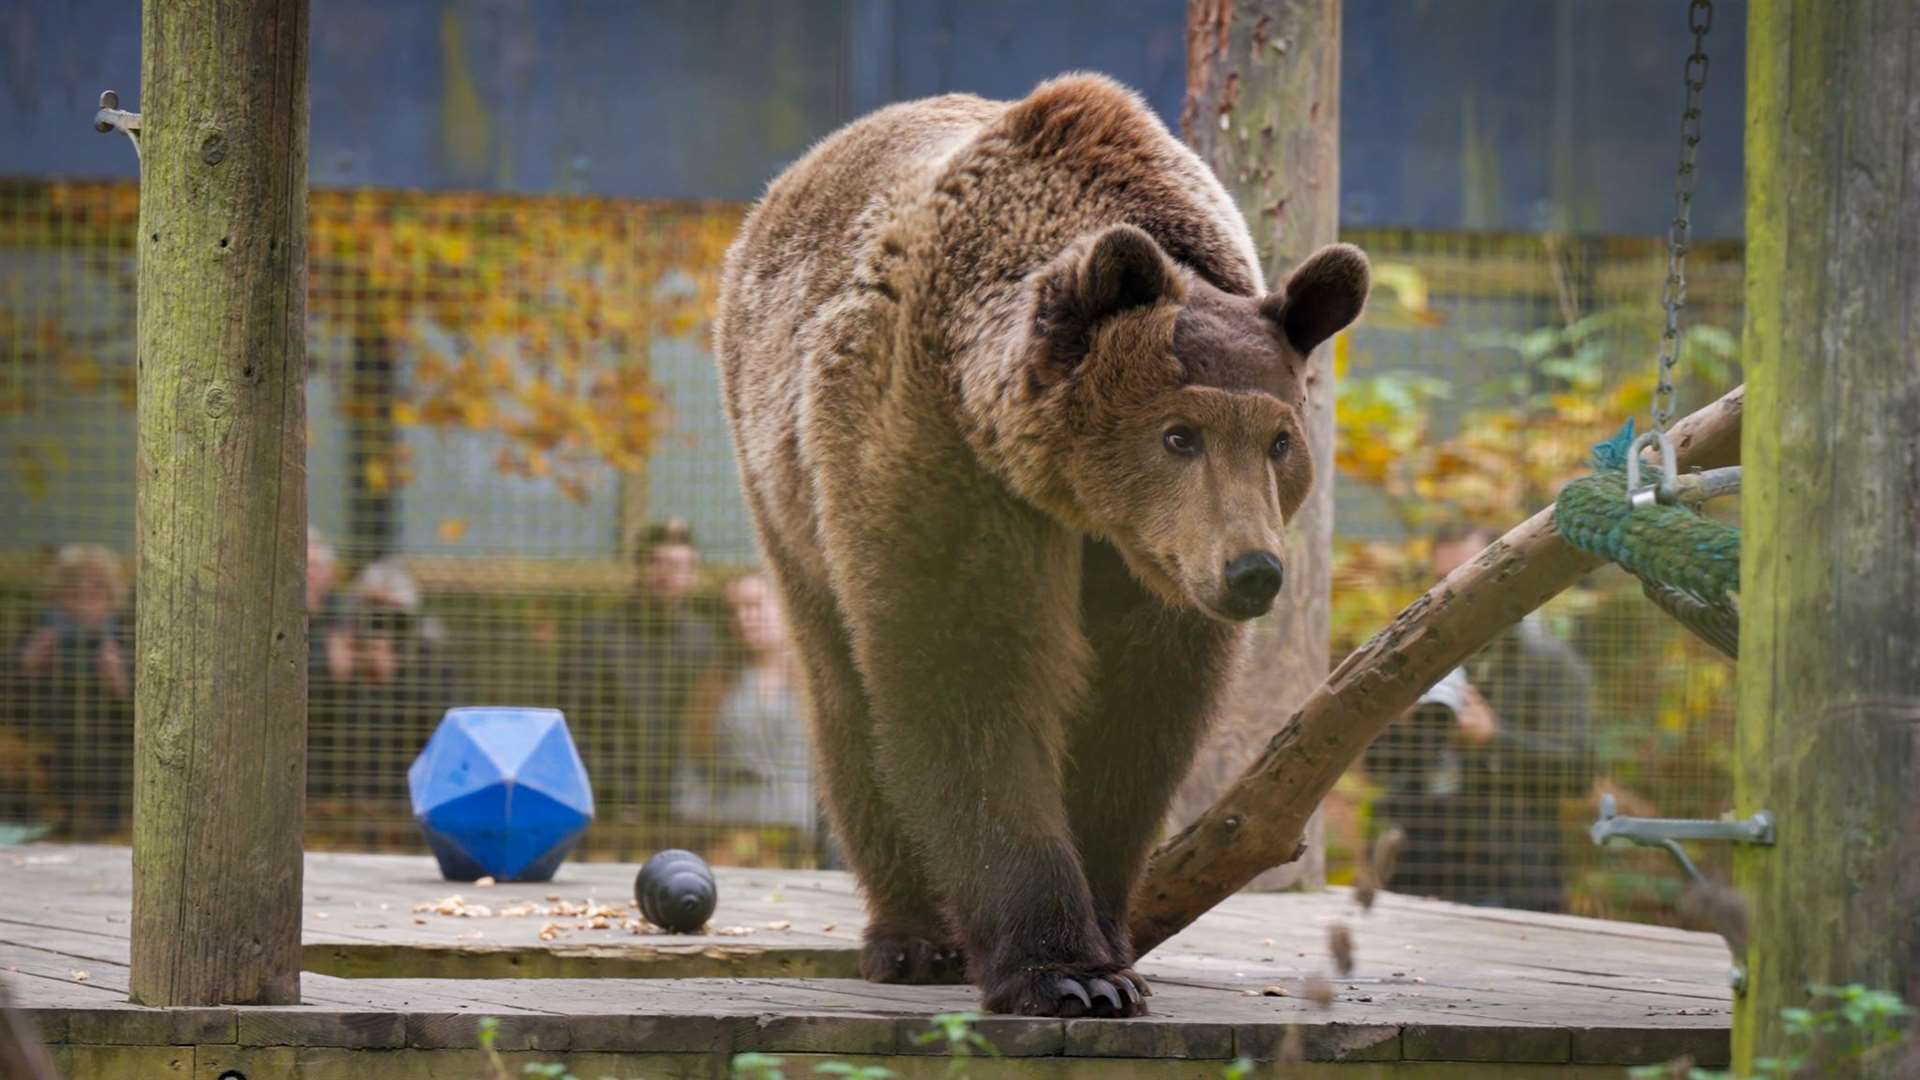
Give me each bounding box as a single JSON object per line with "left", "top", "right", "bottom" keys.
{"left": 756, "top": 530, "right": 964, "bottom": 984}
{"left": 1066, "top": 539, "right": 1240, "bottom": 970}
{"left": 837, "top": 517, "right": 1146, "bottom": 1018}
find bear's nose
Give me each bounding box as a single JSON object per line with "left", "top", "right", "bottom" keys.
{"left": 1223, "top": 551, "right": 1284, "bottom": 613}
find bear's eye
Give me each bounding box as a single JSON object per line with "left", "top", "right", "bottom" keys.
{"left": 1269, "top": 431, "right": 1292, "bottom": 460}
{"left": 1163, "top": 426, "right": 1202, "bottom": 456}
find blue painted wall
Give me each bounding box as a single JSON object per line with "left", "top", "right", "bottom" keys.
{"left": 1, "top": 0, "right": 1745, "bottom": 232}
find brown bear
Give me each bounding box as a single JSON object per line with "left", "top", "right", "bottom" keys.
{"left": 714, "top": 73, "right": 1368, "bottom": 1018}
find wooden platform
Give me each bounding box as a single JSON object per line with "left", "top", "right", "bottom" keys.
{"left": 3, "top": 844, "right": 1731, "bottom": 1077}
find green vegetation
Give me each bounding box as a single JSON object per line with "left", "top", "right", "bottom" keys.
{"left": 1628, "top": 984, "right": 1912, "bottom": 1079}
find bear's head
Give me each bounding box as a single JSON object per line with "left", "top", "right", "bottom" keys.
{"left": 1020, "top": 224, "right": 1369, "bottom": 622}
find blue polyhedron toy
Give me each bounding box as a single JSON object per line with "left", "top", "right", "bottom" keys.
{"left": 408, "top": 707, "right": 595, "bottom": 883}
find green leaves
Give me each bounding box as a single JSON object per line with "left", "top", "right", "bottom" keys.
{"left": 1631, "top": 983, "right": 1913, "bottom": 1079}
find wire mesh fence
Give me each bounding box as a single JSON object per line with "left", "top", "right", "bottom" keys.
{"left": 0, "top": 180, "right": 1742, "bottom": 922}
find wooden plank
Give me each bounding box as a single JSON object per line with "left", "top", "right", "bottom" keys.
{"left": 57, "top": 1044, "right": 194, "bottom": 1079}
{"left": 1, "top": 843, "right": 1739, "bottom": 1071}
{"left": 301, "top": 941, "right": 860, "bottom": 980}
{"left": 130, "top": 0, "right": 311, "bottom": 1008}
{"left": 235, "top": 1010, "right": 408, "bottom": 1049}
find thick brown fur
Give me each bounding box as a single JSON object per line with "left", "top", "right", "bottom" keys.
{"left": 715, "top": 74, "right": 1369, "bottom": 1018}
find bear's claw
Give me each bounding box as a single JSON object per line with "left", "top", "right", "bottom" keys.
{"left": 1087, "top": 978, "right": 1124, "bottom": 1017}
{"left": 1056, "top": 978, "right": 1092, "bottom": 1017}
{"left": 993, "top": 966, "right": 1151, "bottom": 1018}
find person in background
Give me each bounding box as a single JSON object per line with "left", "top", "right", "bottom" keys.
{"left": 306, "top": 527, "right": 344, "bottom": 676}
{"left": 310, "top": 558, "right": 457, "bottom": 804}
{"left": 673, "top": 572, "right": 815, "bottom": 864}
{"left": 10, "top": 544, "right": 134, "bottom": 836}
{"left": 563, "top": 519, "right": 720, "bottom": 833}
{"left": 1366, "top": 523, "right": 1595, "bottom": 912}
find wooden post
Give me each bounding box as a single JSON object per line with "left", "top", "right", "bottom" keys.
{"left": 1173, "top": 0, "right": 1341, "bottom": 891}
{"left": 130, "top": 0, "right": 310, "bottom": 1006}
{"left": 1735, "top": 2, "right": 1920, "bottom": 1072}
{"left": 1132, "top": 386, "right": 1743, "bottom": 955}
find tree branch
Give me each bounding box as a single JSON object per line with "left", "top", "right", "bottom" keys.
{"left": 1131, "top": 384, "right": 1745, "bottom": 955}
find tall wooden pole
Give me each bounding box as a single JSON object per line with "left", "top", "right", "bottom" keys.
{"left": 130, "top": 0, "right": 310, "bottom": 1006}
{"left": 1173, "top": 0, "right": 1342, "bottom": 892}
{"left": 1735, "top": 1, "right": 1920, "bottom": 1073}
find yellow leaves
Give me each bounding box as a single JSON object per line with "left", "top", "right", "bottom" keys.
{"left": 13, "top": 442, "right": 54, "bottom": 500}
{"left": 56, "top": 351, "right": 103, "bottom": 394}
{"left": 1367, "top": 262, "right": 1447, "bottom": 327}
{"left": 363, "top": 458, "right": 390, "bottom": 494}
{"left": 437, "top": 518, "right": 469, "bottom": 544}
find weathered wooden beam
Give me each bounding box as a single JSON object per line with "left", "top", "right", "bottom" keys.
{"left": 1735, "top": 2, "right": 1920, "bottom": 1073}
{"left": 130, "top": 0, "right": 310, "bottom": 1006}
{"left": 1172, "top": 0, "right": 1341, "bottom": 892}
{"left": 1131, "top": 385, "right": 1744, "bottom": 956}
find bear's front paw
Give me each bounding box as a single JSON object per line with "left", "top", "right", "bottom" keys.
{"left": 860, "top": 934, "right": 968, "bottom": 985}
{"left": 984, "top": 964, "right": 1151, "bottom": 1018}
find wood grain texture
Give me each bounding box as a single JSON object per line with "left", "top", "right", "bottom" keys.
{"left": 4, "top": 845, "right": 1735, "bottom": 1072}
{"left": 1736, "top": 2, "right": 1920, "bottom": 1074}
{"left": 1173, "top": 0, "right": 1342, "bottom": 893}
{"left": 131, "top": 0, "right": 311, "bottom": 1006}
{"left": 1132, "top": 385, "right": 1745, "bottom": 955}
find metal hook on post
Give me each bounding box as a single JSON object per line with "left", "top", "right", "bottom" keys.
{"left": 93, "top": 90, "right": 143, "bottom": 163}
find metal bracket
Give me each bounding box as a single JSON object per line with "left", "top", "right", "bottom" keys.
{"left": 1590, "top": 794, "right": 1774, "bottom": 880}
{"left": 1663, "top": 465, "right": 1742, "bottom": 505}
{"left": 93, "top": 90, "right": 142, "bottom": 162}
{"left": 1591, "top": 794, "right": 1773, "bottom": 993}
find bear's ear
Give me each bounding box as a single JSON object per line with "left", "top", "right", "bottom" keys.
{"left": 1031, "top": 224, "right": 1184, "bottom": 372}
{"left": 1260, "top": 243, "right": 1371, "bottom": 356}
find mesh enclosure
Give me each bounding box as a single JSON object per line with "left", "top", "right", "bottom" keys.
{"left": 1328, "top": 227, "right": 1744, "bottom": 924}
{"left": 0, "top": 182, "right": 1741, "bottom": 920}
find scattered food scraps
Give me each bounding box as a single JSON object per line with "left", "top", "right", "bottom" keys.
{"left": 474, "top": 876, "right": 496, "bottom": 887}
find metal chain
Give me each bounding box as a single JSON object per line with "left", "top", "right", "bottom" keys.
{"left": 1653, "top": 0, "right": 1713, "bottom": 435}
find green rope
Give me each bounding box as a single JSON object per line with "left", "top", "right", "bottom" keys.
{"left": 1553, "top": 420, "right": 1740, "bottom": 656}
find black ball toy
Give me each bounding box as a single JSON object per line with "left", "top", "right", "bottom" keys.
{"left": 634, "top": 849, "right": 717, "bottom": 932}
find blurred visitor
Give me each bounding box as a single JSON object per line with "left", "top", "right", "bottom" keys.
{"left": 674, "top": 572, "right": 816, "bottom": 864}
{"left": 1366, "top": 524, "right": 1595, "bottom": 912}
{"left": 562, "top": 519, "right": 720, "bottom": 830}
{"left": 306, "top": 527, "right": 344, "bottom": 675}
{"left": 310, "top": 558, "right": 458, "bottom": 803}
{"left": 8, "top": 544, "right": 134, "bottom": 836}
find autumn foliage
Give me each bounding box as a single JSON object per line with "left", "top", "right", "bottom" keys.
{"left": 1, "top": 180, "right": 742, "bottom": 504}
